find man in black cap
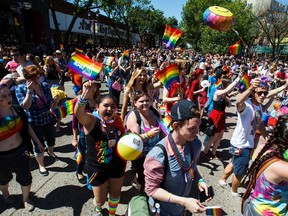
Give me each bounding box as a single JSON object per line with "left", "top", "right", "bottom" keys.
{"left": 144, "top": 100, "right": 212, "bottom": 215}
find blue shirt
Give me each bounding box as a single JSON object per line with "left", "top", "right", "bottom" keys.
{"left": 16, "top": 82, "right": 54, "bottom": 126}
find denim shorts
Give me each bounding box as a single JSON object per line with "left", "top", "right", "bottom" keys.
{"left": 231, "top": 146, "right": 252, "bottom": 176}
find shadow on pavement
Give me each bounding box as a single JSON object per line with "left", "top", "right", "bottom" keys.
{"left": 31, "top": 185, "right": 92, "bottom": 215}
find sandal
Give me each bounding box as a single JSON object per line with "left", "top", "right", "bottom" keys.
{"left": 76, "top": 173, "right": 86, "bottom": 184}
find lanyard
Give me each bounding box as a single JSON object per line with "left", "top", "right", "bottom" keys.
{"left": 168, "top": 133, "right": 194, "bottom": 173}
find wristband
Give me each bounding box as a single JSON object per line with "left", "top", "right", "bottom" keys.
{"left": 79, "top": 97, "right": 88, "bottom": 103}
{"left": 277, "top": 89, "right": 282, "bottom": 93}
{"left": 167, "top": 193, "right": 172, "bottom": 203}
{"left": 147, "top": 131, "right": 152, "bottom": 138}
{"left": 198, "top": 179, "right": 205, "bottom": 186}
{"left": 141, "top": 133, "right": 148, "bottom": 139}
{"left": 27, "top": 89, "right": 33, "bottom": 94}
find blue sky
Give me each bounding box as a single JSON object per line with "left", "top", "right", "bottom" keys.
{"left": 150, "top": 0, "right": 187, "bottom": 22}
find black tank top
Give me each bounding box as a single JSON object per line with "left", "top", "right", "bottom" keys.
{"left": 213, "top": 98, "right": 226, "bottom": 111}
{"left": 85, "top": 120, "right": 125, "bottom": 173}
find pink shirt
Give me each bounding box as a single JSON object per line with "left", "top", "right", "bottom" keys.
{"left": 5, "top": 60, "right": 19, "bottom": 72}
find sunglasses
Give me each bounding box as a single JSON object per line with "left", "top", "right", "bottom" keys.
{"left": 254, "top": 91, "right": 269, "bottom": 96}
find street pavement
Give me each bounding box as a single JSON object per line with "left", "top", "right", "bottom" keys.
{"left": 1, "top": 81, "right": 264, "bottom": 216}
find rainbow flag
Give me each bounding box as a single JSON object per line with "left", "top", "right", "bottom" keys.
{"left": 205, "top": 206, "right": 222, "bottom": 216}
{"left": 237, "top": 74, "right": 250, "bottom": 93}
{"left": 103, "top": 56, "right": 114, "bottom": 66}
{"left": 75, "top": 48, "right": 83, "bottom": 53}
{"left": 52, "top": 99, "right": 76, "bottom": 119}
{"left": 160, "top": 115, "right": 172, "bottom": 135}
{"left": 162, "top": 25, "right": 183, "bottom": 50}
{"left": 181, "top": 49, "right": 186, "bottom": 57}
{"left": 215, "top": 80, "right": 223, "bottom": 90}
{"left": 229, "top": 41, "right": 241, "bottom": 56}
{"left": 155, "top": 63, "right": 180, "bottom": 90}
{"left": 60, "top": 44, "right": 64, "bottom": 51}
{"left": 122, "top": 50, "right": 129, "bottom": 58}
{"left": 67, "top": 53, "right": 102, "bottom": 80}
{"left": 74, "top": 149, "right": 82, "bottom": 165}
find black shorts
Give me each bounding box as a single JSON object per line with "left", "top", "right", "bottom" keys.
{"left": 87, "top": 165, "right": 125, "bottom": 187}
{"left": 0, "top": 144, "right": 32, "bottom": 186}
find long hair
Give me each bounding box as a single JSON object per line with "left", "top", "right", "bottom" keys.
{"left": 242, "top": 114, "right": 288, "bottom": 185}
{"left": 125, "top": 68, "right": 148, "bottom": 91}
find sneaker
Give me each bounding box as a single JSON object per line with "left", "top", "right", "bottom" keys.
{"left": 1, "top": 195, "right": 17, "bottom": 205}
{"left": 93, "top": 212, "right": 103, "bottom": 216}
{"left": 218, "top": 179, "right": 227, "bottom": 187}
{"left": 39, "top": 166, "right": 49, "bottom": 176}
{"left": 231, "top": 191, "right": 241, "bottom": 197}
{"left": 24, "top": 199, "right": 35, "bottom": 212}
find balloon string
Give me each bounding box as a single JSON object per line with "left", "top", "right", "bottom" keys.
{"left": 232, "top": 28, "right": 252, "bottom": 57}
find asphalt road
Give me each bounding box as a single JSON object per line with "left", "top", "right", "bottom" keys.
{"left": 1, "top": 81, "right": 263, "bottom": 216}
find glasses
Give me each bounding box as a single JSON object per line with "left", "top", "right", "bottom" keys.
{"left": 254, "top": 91, "right": 269, "bottom": 96}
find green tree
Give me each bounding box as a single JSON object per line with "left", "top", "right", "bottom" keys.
{"left": 181, "top": 0, "right": 257, "bottom": 54}
{"left": 129, "top": 7, "right": 166, "bottom": 47}
{"left": 103, "top": 0, "right": 151, "bottom": 48}
{"left": 253, "top": 3, "right": 288, "bottom": 58}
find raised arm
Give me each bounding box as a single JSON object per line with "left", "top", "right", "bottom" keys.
{"left": 75, "top": 81, "right": 97, "bottom": 132}
{"left": 120, "top": 89, "right": 130, "bottom": 120}
{"left": 236, "top": 78, "right": 260, "bottom": 113}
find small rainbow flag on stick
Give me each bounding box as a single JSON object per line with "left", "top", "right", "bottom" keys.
{"left": 229, "top": 41, "right": 241, "bottom": 56}
{"left": 237, "top": 74, "right": 250, "bottom": 93}
{"left": 205, "top": 206, "right": 222, "bottom": 216}
{"left": 74, "top": 149, "right": 82, "bottom": 165}
{"left": 60, "top": 44, "right": 64, "bottom": 51}
{"left": 155, "top": 63, "right": 180, "bottom": 90}
{"left": 122, "top": 50, "right": 129, "bottom": 58}
{"left": 52, "top": 98, "right": 76, "bottom": 119}
{"left": 103, "top": 56, "right": 114, "bottom": 66}
{"left": 160, "top": 115, "right": 172, "bottom": 135}
{"left": 162, "top": 25, "right": 183, "bottom": 50}
{"left": 67, "top": 53, "right": 102, "bottom": 80}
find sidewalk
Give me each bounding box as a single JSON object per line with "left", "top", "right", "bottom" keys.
{"left": 0, "top": 82, "right": 245, "bottom": 216}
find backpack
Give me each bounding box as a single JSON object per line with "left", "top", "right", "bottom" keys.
{"left": 127, "top": 143, "right": 168, "bottom": 216}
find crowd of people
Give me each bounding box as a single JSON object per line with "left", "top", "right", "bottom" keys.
{"left": 0, "top": 44, "right": 288, "bottom": 215}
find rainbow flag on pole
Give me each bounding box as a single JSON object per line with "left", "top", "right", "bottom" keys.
{"left": 160, "top": 115, "right": 172, "bottom": 135}
{"left": 103, "top": 56, "right": 114, "bottom": 66}
{"left": 155, "top": 63, "right": 180, "bottom": 90}
{"left": 67, "top": 53, "right": 102, "bottom": 80}
{"left": 229, "top": 41, "right": 241, "bottom": 55}
{"left": 162, "top": 25, "right": 183, "bottom": 50}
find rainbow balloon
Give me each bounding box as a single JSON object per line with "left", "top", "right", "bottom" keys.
{"left": 203, "top": 6, "right": 234, "bottom": 32}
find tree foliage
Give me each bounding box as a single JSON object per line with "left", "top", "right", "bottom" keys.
{"left": 181, "top": 0, "right": 257, "bottom": 54}
{"left": 254, "top": 3, "right": 288, "bottom": 58}
{"left": 103, "top": 0, "right": 151, "bottom": 48}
